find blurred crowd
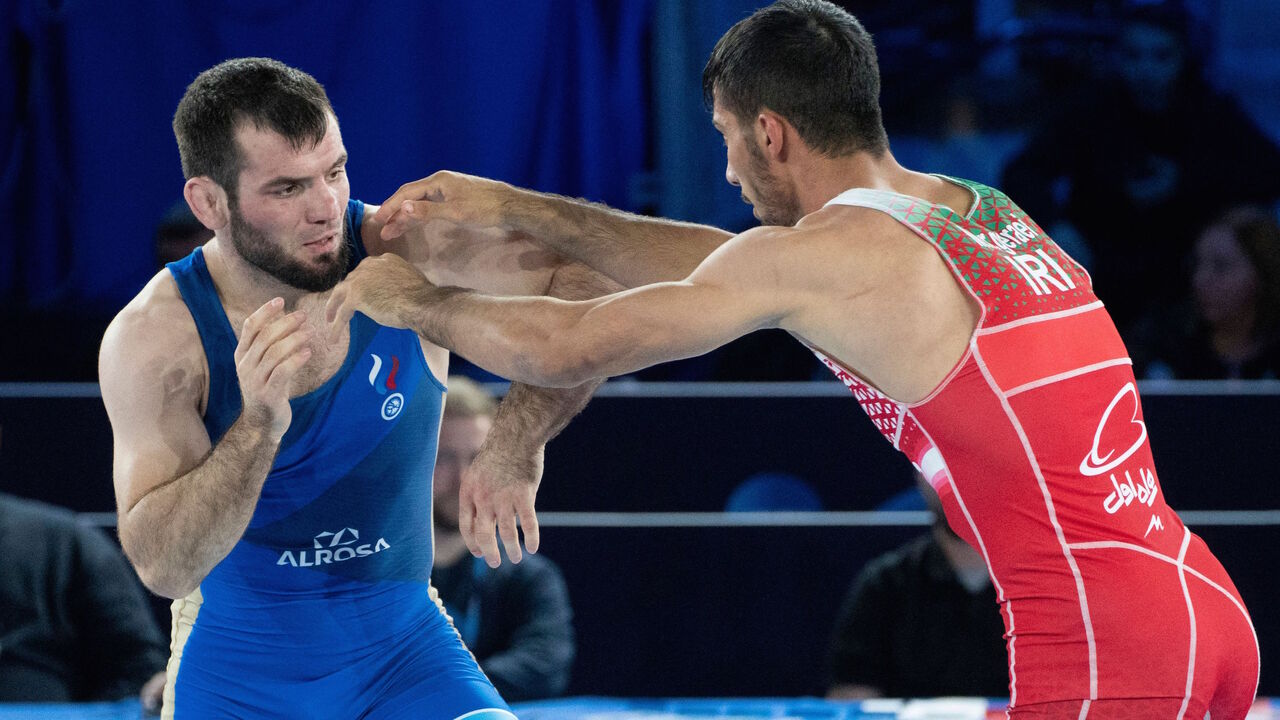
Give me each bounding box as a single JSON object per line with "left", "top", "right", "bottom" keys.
{"left": 2, "top": 0, "right": 1277, "bottom": 383}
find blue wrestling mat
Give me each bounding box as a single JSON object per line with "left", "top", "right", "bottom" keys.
{"left": 2, "top": 697, "right": 1279, "bottom": 719}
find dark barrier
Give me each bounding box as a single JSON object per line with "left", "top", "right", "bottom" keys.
{"left": 0, "top": 382, "right": 1277, "bottom": 694}
{"left": 7, "top": 381, "right": 1273, "bottom": 514}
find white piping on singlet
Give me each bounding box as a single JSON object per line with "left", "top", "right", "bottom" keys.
{"left": 906, "top": 409, "right": 1019, "bottom": 706}
{"left": 1004, "top": 358, "right": 1133, "bottom": 398}
{"left": 452, "top": 709, "right": 518, "bottom": 720}
{"left": 1064, "top": 540, "right": 1255, "bottom": 625}
{"left": 1175, "top": 528, "right": 1198, "bottom": 720}
{"left": 975, "top": 300, "right": 1106, "bottom": 336}
{"left": 971, "top": 341, "right": 1099, "bottom": 707}
{"left": 1069, "top": 535, "right": 1264, "bottom": 720}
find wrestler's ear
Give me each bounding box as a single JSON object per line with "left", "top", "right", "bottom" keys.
{"left": 184, "top": 177, "right": 230, "bottom": 231}
{"left": 756, "top": 109, "right": 789, "bottom": 162}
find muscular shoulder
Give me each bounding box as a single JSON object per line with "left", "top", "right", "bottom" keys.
{"left": 691, "top": 208, "right": 903, "bottom": 292}
{"left": 100, "top": 270, "right": 206, "bottom": 410}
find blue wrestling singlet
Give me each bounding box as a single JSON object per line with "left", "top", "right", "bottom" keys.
{"left": 162, "top": 200, "right": 515, "bottom": 720}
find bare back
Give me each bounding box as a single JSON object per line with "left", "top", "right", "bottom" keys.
{"left": 779, "top": 175, "right": 981, "bottom": 402}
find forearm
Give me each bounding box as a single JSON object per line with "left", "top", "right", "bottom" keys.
{"left": 414, "top": 285, "right": 605, "bottom": 388}
{"left": 119, "top": 416, "right": 279, "bottom": 598}
{"left": 501, "top": 187, "right": 732, "bottom": 287}
{"left": 491, "top": 263, "right": 620, "bottom": 448}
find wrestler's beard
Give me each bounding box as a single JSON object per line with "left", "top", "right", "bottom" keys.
{"left": 745, "top": 140, "right": 802, "bottom": 227}
{"left": 228, "top": 205, "right": 351, "bottom": 292}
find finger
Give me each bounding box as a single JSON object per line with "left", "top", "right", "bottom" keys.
{"left": 235, "top": 297, "right": 285, "bottom": 363}
{"left": 237, "top": 312, "right": 306, "bottom": 379}
{"left": 517, "top": 501, "right": 540, "bottom": 555}
{"left": 458, "top": 490, "right": 481, "bottom": 558}
{"left": 324, "top": 283, "right": 347, "bottom": 324}
{"left": 373, "top": 177, "right": 441, "bottom": 224}
{"left": 325, "top": 285, "right": 357, "bottom": 339}
{"left": 264, "top": 344, "right": 312, "bottom": 391}
{"left": 473, "top": 507, "right": 502, "bottom": 568}
{"left": 328, "top": 285, "right": 364, "bottom": 341}
{"left": 257, "top": 325, "right": 313, "bottom": 382}
{"left": 379, "top": 205, "right": 417, "bottom": 241}
{"left": 498, "top": 509, "right": 522, "bottom": 564}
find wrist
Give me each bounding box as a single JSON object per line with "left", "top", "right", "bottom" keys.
{"left": 479, "top": 428, "right": 545, "bottom": 459}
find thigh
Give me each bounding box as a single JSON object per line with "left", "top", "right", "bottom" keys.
{"left": 366, "top": 619, "right": 512, "bottom": 720}
{"left": 370, "top": 677, "right": 513, "bottom": 720}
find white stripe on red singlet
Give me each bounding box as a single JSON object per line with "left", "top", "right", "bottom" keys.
{"left": 1004, "top": 358, "right": 1133, "bottom": 398}
{"left": 1174, "top": 528, "right": 1198, "bottom": 720}
{"left": 906, "top": 408, "right": 1018, "bottom": 705}
{"left": 975, "top": 300, "right": 1106, "bottom": 336}
{"left": 1065, "top": 540, "right": 1253, "bottom": 623}
{"left": 1071, "top": 534, "right": 1266, "bottom": 719}
{"left": 891, "top": 405, "right": 908, "bottom": 448}
{"left": 971, "top": 341, "right": 1099, "bottom": 705}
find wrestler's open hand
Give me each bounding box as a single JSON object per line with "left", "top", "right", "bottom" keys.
{"left": 374, "top": 170, "right": 516, "bottom": 240}
{"left": 459, "top": 440, "right": 544, "bottom": 567}
{"left": 325, "top": 254, "right": 432, "bottom": 338}
{"left": 235, "top": 297, "right": 312, "bottom": 441}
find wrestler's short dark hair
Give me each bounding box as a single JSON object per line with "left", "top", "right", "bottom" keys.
{"left": 702, "top": 0, "right": 888, "bottom": 158}
{"left": 173, "top": 57, "right": 333, "bottom": 198}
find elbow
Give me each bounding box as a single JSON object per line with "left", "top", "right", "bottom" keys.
{"left": 120, "top": 524, "right": 199, "bottom": 600}
{"left": 130, "top": 557, "right": 198, "bottom": 600}
{"left": 129, "top": 550, "right": 200, "bottom": 599}
{"left": 511, "top": 339, "right": 599, "bottom": 388}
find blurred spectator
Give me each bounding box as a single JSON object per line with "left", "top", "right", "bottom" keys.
{"left": 430, "top": 377, "right": 575, "bottom": 701}
{"left": 1002, "top": 3, "right": 1280, "bottom": 343}
{"left": 1144, "top": 207, "right": 1280, "bottom": 379}
{"left": 154, "top": 201, "right": 213, "bottom": 267}
{"left": 725, "top": 471, "right": 824, "bottom": 511}
{"left": 827, "top": 475, "right": 1007, "bottom": 699}
{"left": 0, "top": 484, "right": 167, "bottom": 703}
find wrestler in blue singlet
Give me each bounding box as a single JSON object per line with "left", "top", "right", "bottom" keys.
{"left": 163, "top": 200, "right": 514, "bottom": 720}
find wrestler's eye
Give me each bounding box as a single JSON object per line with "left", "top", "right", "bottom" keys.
{"left": 276, "top": 184, "right": 301, "bottom": 197}
{"left": 327, "top": 167, "right": 345, "bottom": 182}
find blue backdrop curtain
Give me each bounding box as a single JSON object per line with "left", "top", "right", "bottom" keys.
{"left": 1, "top": 0, "right": 652, "bottom": 315}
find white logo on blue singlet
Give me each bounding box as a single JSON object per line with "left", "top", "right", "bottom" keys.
{"left": 368, "top": 353, "right": 406, "bottom": 421}
{"left": 381, "top": 393, "right": 404, "bottom": 420}
{"left": 313, "top": 527, "right": 359, "bottom": 548}
{"left": 276, "top": 527, "right": 391, "bottom": 568}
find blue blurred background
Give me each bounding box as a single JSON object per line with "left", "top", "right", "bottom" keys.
{"left": 3, "top": 0, "right": 1279, "bottom": 381}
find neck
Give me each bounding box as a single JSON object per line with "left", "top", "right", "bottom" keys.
{"left": 203, "top": 238, "right": 316, "bottom": 313}
{"left": 792, "top": 149, "right": 912, "bottom": 217}
{"left": 433, "top": 529, "right": 471, "bottom": 568}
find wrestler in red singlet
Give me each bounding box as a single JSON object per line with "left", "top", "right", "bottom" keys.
{"left": 812, "top": 178, "right": 1259, "bottom": 719}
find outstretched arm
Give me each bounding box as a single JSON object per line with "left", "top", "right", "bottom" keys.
{"left": 371, "top": 171, "right": 734, "bottom": 288}
{"left": 326, "top": 226, "right": 796, "bottom": 388}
